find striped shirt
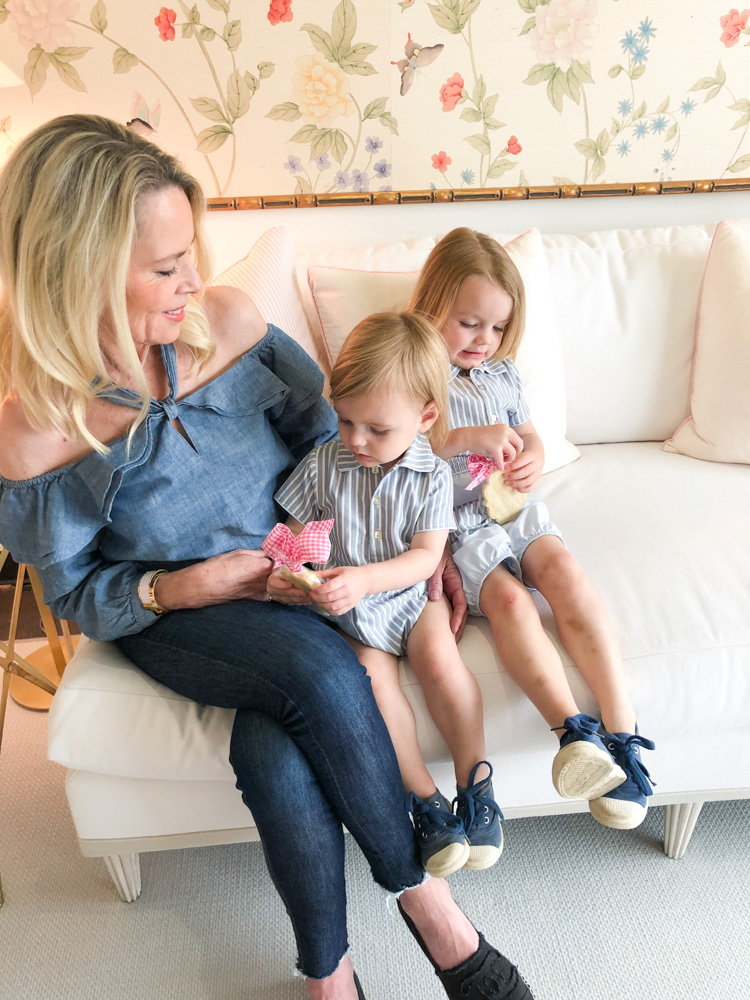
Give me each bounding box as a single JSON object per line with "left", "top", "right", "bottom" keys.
{"left": 275, "top": 434, "right": 455, "bottom": 655}
{"left": 448, "top": 358, "right": 530, "bottom": 534}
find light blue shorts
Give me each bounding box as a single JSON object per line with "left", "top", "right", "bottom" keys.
{"left": 451, "top": 502, "right": 564, "bottom": 615}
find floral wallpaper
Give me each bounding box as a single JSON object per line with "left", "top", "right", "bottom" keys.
{"left": 0, "top": 0, "right": 747, "bottom": 197}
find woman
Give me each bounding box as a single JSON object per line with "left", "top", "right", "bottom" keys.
{"left": 0, "top": 115, "right": 533, "bottom": 1000}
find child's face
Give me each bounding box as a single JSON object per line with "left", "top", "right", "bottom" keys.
{"left": 442, "top": 274, "right": 513, "bottom": 369}
{"left": 334, "top": 385, "right": 437, "bottom": 472}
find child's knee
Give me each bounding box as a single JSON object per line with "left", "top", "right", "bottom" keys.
{"left": 480, "top": 569, "right": 534, "bottom": 620}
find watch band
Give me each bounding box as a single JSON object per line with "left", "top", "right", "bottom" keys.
{"left": 138, "top": 569, "right": 168, "bottom": 614}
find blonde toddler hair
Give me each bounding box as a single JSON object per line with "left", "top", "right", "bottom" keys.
{"left": 0, "top": 113, "right": 213, "bottom": 454}
{"left": 408, "top": 227, "right": 527, "bottom": 362}
{"left": 329, "top": 312, "right": 450, "bottom": 448}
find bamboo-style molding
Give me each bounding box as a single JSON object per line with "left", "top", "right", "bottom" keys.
{"left": 206, "top": 177, "right": 750, "bottom": 211}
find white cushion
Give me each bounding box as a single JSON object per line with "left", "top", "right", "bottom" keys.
{"left": 663, "top": 220, "right": 750, "bottom": 463}
{"left": 48, "top": 444, "right": 750, "bottom": 783}
{"left": 543, "top": 225, "right": 714, "bottom": 444}
{"left": 211, "top": 226, "right": 327, "bottom": 370}
{"left": 308, "top": 229, "right": 579, "bottom": 474}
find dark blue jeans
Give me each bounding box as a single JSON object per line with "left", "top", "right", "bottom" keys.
{"left": 115, "top": 599, "right": 424, "bottom": 978}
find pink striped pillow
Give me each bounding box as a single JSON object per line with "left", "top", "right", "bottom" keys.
{"left": 212, "top": 227, "right": 327, "bottom": 370}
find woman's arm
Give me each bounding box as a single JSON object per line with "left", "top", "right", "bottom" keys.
{"left": 311, "top": 529, "right": 448, "bottom": 618}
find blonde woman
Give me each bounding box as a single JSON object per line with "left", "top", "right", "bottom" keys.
{"left": 0, "top": 116, "right": 533, "bottom": 1000}
{"left": 274, "top": 314, "right": 503, "bottom": 881}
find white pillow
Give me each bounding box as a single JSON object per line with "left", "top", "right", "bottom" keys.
{"left": 663, "top": 220, "right": 750, "bottom": 463}
{"left": 212, "top": 226, "right": 328, "bottom": 371}
{"left": 308, "top": 229, "right": 579, "bottom": 474}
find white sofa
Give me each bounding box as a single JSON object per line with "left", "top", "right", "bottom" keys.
{"left": 47, "top": 193, "right": 750, "bottom": 902}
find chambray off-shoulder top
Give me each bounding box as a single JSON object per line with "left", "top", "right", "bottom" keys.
{"left": 0, "top": 326, "right": 337, "bottom": 642}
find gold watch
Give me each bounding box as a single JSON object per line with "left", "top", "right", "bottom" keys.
{"left": 138, "top": 569, "right": 168, "bottom": 614}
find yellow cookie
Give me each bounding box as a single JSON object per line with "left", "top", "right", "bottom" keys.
{"left": 482, "top": 470, "right": 527, "bottom": 524}
{"left": 278, "top": 565, "right": 324, "bottom": 593}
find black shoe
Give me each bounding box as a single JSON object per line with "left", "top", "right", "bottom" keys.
{"left": 353, "top": 970, "right": 366, "bottom": 999}
{"left": 397, "top": 898, "right": 535, "bottom": 999}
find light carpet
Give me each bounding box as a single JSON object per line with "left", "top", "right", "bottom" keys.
{"left": 1, "top": 685, "right": 748, "bottom": 1000}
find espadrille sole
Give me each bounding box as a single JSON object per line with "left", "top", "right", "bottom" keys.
{"left": 552, "top": 740, "right": 626, "bottom": 799}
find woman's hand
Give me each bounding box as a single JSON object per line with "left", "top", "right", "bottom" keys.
{"left": 469, "top": 424, "right": 524, "bottom": 466}
{"left": 428, "top": 550, "right": 468, "bottom": 640}
{"left": 266, "top": 567, "right": 312, "bottom": 605}
{"left": 312, "top": 566, "right": 369, "bottom": 617}
{"left": 154, "top": 549, "right": 274, "bottom": 610}
{"left": 503, "top": 449, "right": 542, "bottom": 493}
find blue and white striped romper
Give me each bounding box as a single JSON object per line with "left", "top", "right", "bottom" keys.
{"left": 447, "top": 358, "right": 563, "bottom": 613}
{"left": 275, "top": 434, "right": 455, "bottom": 655}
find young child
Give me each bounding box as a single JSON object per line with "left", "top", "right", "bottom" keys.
{"left": 272, "top": 312, "right": 504, "bottom": 877}
{"left": 409, "top": 228, "right": 655, "bottom": 830}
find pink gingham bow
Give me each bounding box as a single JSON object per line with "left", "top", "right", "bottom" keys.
{"left": 262, "top": 519, "right": 334, "bottom": 571}
{"left": 465, "top": 454, "right": 501, "bottom": 491}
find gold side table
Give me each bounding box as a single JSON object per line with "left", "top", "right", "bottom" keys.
{"left": 0, "top": 545, "right": 78, "bottom": 906}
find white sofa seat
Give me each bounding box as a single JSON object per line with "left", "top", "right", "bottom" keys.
{"left": 48, "top": 442, "right": 750, "bottom": 878}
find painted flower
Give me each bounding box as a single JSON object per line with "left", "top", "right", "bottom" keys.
{"left": 506, "top": 135, "right": 522, "bottom": 155}
{"left": 439, "top": 72, "right": 465, "bottom": 112}
{"left": 661, "top": 148, "right": 674, "bottom": 163}
{"left": 618, "top": 99, "right": 633, "bottom": 116}
{"left": 529, "top": 0, "right": 599, "bottom": 73}
{"left": 267, "top": 0, "right": 293, "bottom": 26}
{"left": 632, "top": 44, "right": 649, "bottom": 65}
{"left": 334, "top": 170, "right": 350, "bottom": 189}
{"left": 154, "top": 6, "right": 177, "bottom": 42}
{"left": 431, "top": 151, "right": 452, "bottom": 172}
{"left": 634, "top": 121, "right": 649, "bottom": 139}
{"left": 719, "top": 8, "right": 750, "bottom": 47}
{"left": 315, "top": 154, "right": 332, "bottom": 171}
{"left": 283, "top": 155, "right": 302, "bottom": 173}
{"left": 620, "top": 29, "right": 637, "bottom": 53}
{"left": 365, "top": 136, "right": 383, "bottom": 154}
{"left": 374, "top": 159, "right": 391, "bottom": 178}
{"left": 291, "top": 53, "right": 354, "bottom": 127}
{"left": 352, "top": 169, "right": 369, "bottom": 192}
{"left": 5, "top": 0, "right": 80, "bottom": 51}
{"left": 460, "top": 168, "right": 476, "bottom": 185}
{"left": 651, "top": 115, "right": 667, "bottom": 134}
{"left": 617, "top": 140, "right": 631, "bottom": 157}
{"left": 680, "top": 98, "right": 696, "bottom": 116}
{"left": 379, "top": 185, "right": 393, "bottom": 192}
{"left": 638, "top": 17, "right": 656, "bottom": 40}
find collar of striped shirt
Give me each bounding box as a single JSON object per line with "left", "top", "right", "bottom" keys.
{"left": 334, "top": 434, "right": 439, "bottom": 474}
{"left": 448, "top": 357, "right": 509, "bottom": 382}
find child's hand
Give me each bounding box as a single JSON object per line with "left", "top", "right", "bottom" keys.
{"left": 470, "top": 424, "right": 525, "bottom": 466}
{"left": 312, "top": 566, "right": 369, "bottom": 616}
{"left": 267, "top": 566, "right": 312, "bottom": 606}
{"left": 503, "top": 449, "right": 542, "bottom": 493}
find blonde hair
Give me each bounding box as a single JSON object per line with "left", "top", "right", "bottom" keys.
{"left": 329, "top": 312, "right": 450, "bottom": 448}
{"left": 408, "top": 227, "right": 527, "bottom": 362}
{"left": 0, "top": 113, "right": 213, "bottom": 454}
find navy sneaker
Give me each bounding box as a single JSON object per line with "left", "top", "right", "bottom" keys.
{"left": 589, "top": 729, "right": 656, "bottom": 829}
{"left": 551, "top": 712, "right": 626, "bottom": 800}
{"left": 407, "top": 789, "right": 469, "bottom": 878}
{"left": 455, "top": 761, "right": 504, "bottom": 870}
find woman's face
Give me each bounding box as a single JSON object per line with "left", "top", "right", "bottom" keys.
{"left": 126, "top": 186, "right": 202, "bottom": 354}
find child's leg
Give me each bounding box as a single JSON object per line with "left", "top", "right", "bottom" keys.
{"left": 479, "top": 564, "right": 579, "bottom": 730}
{"left": 343, "top": 633, "right": 470, "bottom": 878}
{"left": 341, "top": 634, "right": 435, "bottom": 798}
{"left": 406, "top": 596, "right": 486, "bottom": 788}
{"left": 407, "top": 598, "right": 503, "bottom": 871}
{"left": 479, "top": 564, "right": 624, "bottom": 800}
{"left": 520, "top": 536, "right": 637, "bottom": 735}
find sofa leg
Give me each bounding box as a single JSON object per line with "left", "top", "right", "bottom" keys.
{"left": 663, "top": 802, "right": 704, "bottom": 859}
{"left": 103, "top": 852, "right": 142, "bottom": 902}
